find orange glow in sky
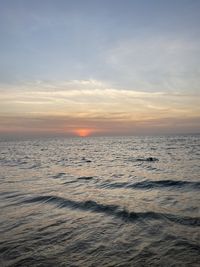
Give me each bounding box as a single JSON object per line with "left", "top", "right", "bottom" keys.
{"left": 74, "top": 128, "right": 93, "bottom": 137}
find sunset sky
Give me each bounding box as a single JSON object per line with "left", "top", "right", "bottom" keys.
{"left": 0, "top": 0, "right": 200, "bottom": 137}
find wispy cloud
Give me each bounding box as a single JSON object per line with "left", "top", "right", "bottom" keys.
{"left": 0, "top": 79, "right": 199, "bottom": 136}
{"left": 1, "top": 79, "right": 199, "bottom": 117}
{"left": 104, "top": 36, "right": 200, "bottom": 92}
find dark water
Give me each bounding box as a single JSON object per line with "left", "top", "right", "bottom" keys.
{"left": 0, "top": 136, "right": 200, "bottom": 267}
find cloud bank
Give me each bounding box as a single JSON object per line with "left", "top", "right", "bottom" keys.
{"left": 0, "top": 80, "right": 199, "bottom": 136}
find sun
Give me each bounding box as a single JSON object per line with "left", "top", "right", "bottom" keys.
{"left": 74, "top": 128, "right": 92, "bottom": 137}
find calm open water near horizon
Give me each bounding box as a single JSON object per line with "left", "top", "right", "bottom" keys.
{"left": 0, "top": 135, "right": 200, "bottom": 267}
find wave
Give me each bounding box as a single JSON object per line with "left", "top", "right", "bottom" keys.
{"left": 136, "top": 157, "right": 159, "bottom": 162}
{"left": 77, "top": 176, "right": 94, "bottom": 180}
{"left": 52, "top": 172, "right": 66, "bottom": 179}
{"left": 102, "top": 179, "right": 200, "bottom": 190}
{"left": 81, "top": 157, "right": 92, "bottom": 163}
{"left": 126, "top": 157, "right": 159, "bottom": 163}
{"left": 22, "top": 195, "right": 200, "bottom": 227}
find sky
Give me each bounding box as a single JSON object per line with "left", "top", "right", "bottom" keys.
{"left": 0, "top": 0, "right": 200, "bottom": 137}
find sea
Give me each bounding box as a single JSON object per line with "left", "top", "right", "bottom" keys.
{"left": 0, "top": 135, "right": 200, "bottom": 267}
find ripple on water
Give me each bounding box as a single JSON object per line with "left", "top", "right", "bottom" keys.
{"left": 0, "top": 135, "right": 200, "bottom": 266}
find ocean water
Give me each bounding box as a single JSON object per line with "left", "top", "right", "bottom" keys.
{"left": 0, "top": 135, "right": 200, "bottom": 267}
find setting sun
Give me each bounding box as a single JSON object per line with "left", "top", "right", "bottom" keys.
{"left": 74, "top": 129, "right": 92, "bottom": 137}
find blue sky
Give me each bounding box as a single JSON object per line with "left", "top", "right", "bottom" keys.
{"left": 0, "top": 0, "right": 200, "bottom": 136}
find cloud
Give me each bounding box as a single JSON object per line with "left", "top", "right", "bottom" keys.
{"left": 104, "top": 36, "right": 200, "bottom": 93}
{"left": 0, "top": 79, "right": 199, "bottom": 116}
{"left": 0, "top": 79, "right": 199, "bottom": 136}
{"left": 0, "top": 114, "right": 199, "bottom": 137}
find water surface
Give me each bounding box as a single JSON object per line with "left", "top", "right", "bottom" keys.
{"left": 0, "top": 136, "right": 200, "bottom": 266}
